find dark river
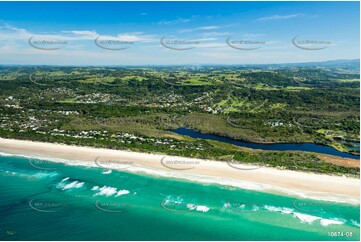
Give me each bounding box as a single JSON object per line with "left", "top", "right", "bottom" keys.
{"left": 172, "top": 127, "right": 360, "bottom": 160}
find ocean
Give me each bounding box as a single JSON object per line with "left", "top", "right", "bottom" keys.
{"left": 0, "top": 154, "right": 359, "bottom": 241}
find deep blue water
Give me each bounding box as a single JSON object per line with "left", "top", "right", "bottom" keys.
{"left": 172, "top": 127, "right": 360, "bottom": 160}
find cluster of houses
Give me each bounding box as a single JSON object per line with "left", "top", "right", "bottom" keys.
{"left": 47, "top": 129, "right": 205, "bottom": 150}
{"left": 0, "top": 111, "right": 57, "bottom": 133}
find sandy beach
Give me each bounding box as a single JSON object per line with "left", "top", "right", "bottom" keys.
{"left": 0, "top": 138, "right": 359, "bottom": 203}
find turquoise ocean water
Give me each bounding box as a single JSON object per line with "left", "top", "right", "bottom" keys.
{"left": 0, "top": 154, "right": 359, "bottom": 241}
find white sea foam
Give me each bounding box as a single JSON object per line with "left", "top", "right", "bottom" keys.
{"left": 63, "top": 181, "right": 84, "bottom": 190}
{"left": 162, "top": 196, "right": 183, "bottom": 207}
{"left": 319, "top": 218, "right": 344, "bottom": 227}
{"left": 186, "top": 204, "right": 196, "bottom": 210}
{"left": 196, "top": 205, "right": 210, "bottom": 212}
{"left": 293, "top": 212, "right": 319, "bottom": 224}
{"left": 264, "top": 205, "right": 293, "bottom": 215}
{"left": 264, "top": 205, "right": 345, "bottom": 227}
{"left": 0, "top": 158, "right": 59, "bottom": 179}
{"left": 0, "top": 152, "right": 81, "bottom": 166}
{"left": 32, "top": 171, "right": 59, "bottom": 179}
{"left": 186, "top": 204, "right": 210, "bottom": 212}
{"left": 91, "top": 186, "right": 99, "bottom": 191}
{"left": 162, "top": 196, "right": 210, "bottom": 213}
{"left": 93, "top": 186, "right": 118, "bottom": 197}
{"left": 0, "top": 152, "right": 16, "bottom": 157}
{"left": 115, "top": 190, "right": 130, "bottom": 197}
{"left": 3, "top": 170, "right": 17, "bottom": 175}
{"left": 350, "top": 220, "right": 360, "bottom": 227}
{"left": 224, "top": 202, "right": 260, "bottom": 212}
{"left": 251, "top": 206, "right": 259, "bottom": 212}
{"left": 102, "top": 169, "right": 112, "bottom": 175}
{"left": 57, "top": 178, "right": 84, "bottom": 190}
{"left": 1, "top": 167, "right": 58, "bottom": 179}
{"left": 92, "top": 186, "right": 130, "bottom": 197}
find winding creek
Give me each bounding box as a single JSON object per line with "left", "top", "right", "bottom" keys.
{"left": 172, "top": 127, "right": 360, "bottom": 160}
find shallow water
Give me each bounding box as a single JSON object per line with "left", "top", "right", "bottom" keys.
{"left": 0, "top": 154, "right": 359, "bottom": 241}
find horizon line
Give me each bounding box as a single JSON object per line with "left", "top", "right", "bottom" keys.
{"left": 0, "top": 58, "right": 359, "bottom": 67}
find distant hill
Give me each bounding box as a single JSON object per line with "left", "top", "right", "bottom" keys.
{"left": 288, "top": 59, "right": 360, "bottom": 68}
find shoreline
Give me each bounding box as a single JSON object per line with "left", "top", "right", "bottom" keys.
{"left": 0, "top": 137, "right": 359, "bottom": 204}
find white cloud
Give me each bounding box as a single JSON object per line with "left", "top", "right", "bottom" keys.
{"left": 0, "top": 23, "right": 158, "bottom": 45}
{"left": 255, "top": 14, "right": 303, "bottom": 22}
{"left": 0, "top": 21, "right": 357, "bottom": 65}
{"left": 179, "top": 25, "right": 221, "bottom": 33}
{"left": 242, "top": 33, "right": 266, "bottom": 38}
{"left": 62, "top": 30, "right": 98, "bottom": 39}
{"left": 158, "top": 18, "right": 191, "bottom": 25}
{"left": 198, "top": 26, "right": 220, "bottom": 30}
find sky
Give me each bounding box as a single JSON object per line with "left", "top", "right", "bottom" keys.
{"left": 0, "top": 1, "right": 359, "bottom": 65}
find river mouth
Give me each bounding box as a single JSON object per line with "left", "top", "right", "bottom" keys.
{"left": 171, "top": 127, "right": 360, "bottom": 160}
